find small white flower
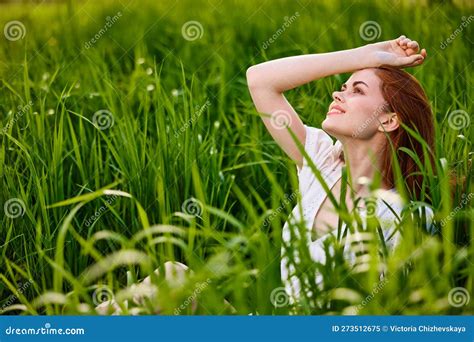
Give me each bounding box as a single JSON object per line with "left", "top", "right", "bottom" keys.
{"left": 214, "top": 121, "right": 220, "bottom": 129}
{"left": 146, "top": 67, "right": 153, "bottom": 75}
{"left": 357, "top": 176, "right": 371, "bottom": 186}
{"left": 197, "top": 134, "right": 202, "bottom": 143}
{"left": 47, "top": 109, "right": 55, "bottom": 115}
{"left": 146, "top": 84, "right": 155, "bottom": 92}
{"left": 137, "top": 57, "right": 145, "bottom": 65}
{"left": 171, "top": 89, "right": 183, "bottom": 97}
{"left": 77, "top": 303, "right": 91, "bottom": 313}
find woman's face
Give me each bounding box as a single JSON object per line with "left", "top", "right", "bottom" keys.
{"left": 322, "top": 68, "right": 395, "bottom": 141}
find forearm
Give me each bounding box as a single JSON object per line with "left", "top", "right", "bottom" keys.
{"left": 247, "top": 45, "right": 374, "bottom": 92}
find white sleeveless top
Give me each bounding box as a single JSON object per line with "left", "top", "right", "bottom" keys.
{"left": 280, "top": 125, "right": 406, "bottom": 301}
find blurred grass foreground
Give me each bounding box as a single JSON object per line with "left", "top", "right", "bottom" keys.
{"left": 0, "top": 0, "right": 473, "bottom": 315}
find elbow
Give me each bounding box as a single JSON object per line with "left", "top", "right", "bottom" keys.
{"left": 246, "top": 65, "right": 261, "bottom": 89}
{"left": 247, "top": 65, "right": 279, "bottom": 93}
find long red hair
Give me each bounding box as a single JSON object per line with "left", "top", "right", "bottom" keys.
{"left": 374, "top": 66, "right": 435, "bottom": 199}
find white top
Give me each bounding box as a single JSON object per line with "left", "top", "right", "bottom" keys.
{"left": 280, "top": 125, "right": 405, "bottom": 301}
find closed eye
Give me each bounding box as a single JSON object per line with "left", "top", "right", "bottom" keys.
{"left": 340, "top": 85, "right": 364, "bottom": 94}
{"left": 340, "top": 81, "right": 369, "bottom": 94}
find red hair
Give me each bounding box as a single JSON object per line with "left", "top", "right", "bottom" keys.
{"left": 374, "top": 66, "right": 435, "bottom": 199}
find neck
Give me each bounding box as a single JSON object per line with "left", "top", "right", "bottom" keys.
{"left": 340, "top": 136, "right": 391, "bottom": 193}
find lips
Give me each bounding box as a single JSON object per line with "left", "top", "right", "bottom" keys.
{"left": 327, "top": 104, "right": 346, "bottom": 115}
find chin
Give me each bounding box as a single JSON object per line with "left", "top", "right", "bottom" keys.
{"left": 322, "top": 118, "right": 340, "bottom": 135}
{"left": 322, "top": 118, "right": 350, "bottom": 140}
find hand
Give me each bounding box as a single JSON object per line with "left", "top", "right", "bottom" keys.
{"left": 366, "top": 35, "right": 427, "bottom": 68}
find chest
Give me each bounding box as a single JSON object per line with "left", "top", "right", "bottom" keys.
{"left": 311, "top": 179, "right": 355, "bottom": 241}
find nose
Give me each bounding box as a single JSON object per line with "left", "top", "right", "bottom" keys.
{"left": 332, "top": 91, "right": 344, "bottom": 103}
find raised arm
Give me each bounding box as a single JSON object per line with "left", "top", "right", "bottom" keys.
{"left": 246, "top": 35, "right": 426, "bottom": 169}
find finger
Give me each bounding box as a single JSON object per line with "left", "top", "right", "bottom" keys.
{"left": 401, "top": 38, "right": 412, "bottom": 47}
{"left": 405, "top": 44, "right": 420, "bottom": 56}
{"left": 396, "top": 35, "right": 406, "bottom": 43}
{"left": 407, "top": 40, "right": 419, "bottom": 51}
{"left": 421, "top": 48, "right": 427, "bottom": 58}
{"left": 396, "top": 54, "right": 424, "bottom": 67}
{"left": 410, "top": 56, "right": 425, "bottom": 67}
{"left": 396, "top": 36, "right": 407, "bottom": 47}
{"left": 399, "top": 40, "right": 410, "bottom": 50}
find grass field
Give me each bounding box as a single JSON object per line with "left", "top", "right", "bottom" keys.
{"left": 0, "top": 0, "right": 473, "bottom": 315}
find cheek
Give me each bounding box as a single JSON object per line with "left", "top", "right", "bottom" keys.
{"left": 347, "top": 100, "right": 383, "bottom": 135}
{"left": 349, "top": 113, "right": 381, "bottom": 139}
{"left": 348, "top": 98, "right": 378, "bottom": 119}
{"left": 322, "top": 100, "right": 382, "bottom": 139}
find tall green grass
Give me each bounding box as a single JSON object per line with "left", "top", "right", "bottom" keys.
{"left": 0, "top": 0, "right": 472, "bottom": 315}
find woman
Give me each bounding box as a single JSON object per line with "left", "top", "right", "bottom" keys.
{"left": 246, "top": 35, "right": 435, "bottom": 301}
{"left": 98, "top": 36, "right": 435, "bottom": 314}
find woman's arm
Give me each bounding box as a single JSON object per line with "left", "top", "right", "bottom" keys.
{"left": 246, "top": 35, "right": 426, "bottom": 169}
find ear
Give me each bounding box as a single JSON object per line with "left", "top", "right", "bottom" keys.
{"left": 377, "top": 113, "right": 399, "bottom": 133}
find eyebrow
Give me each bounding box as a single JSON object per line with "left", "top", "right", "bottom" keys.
{"left": 341, "top": 81, "right": 369, "bottom": 88}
